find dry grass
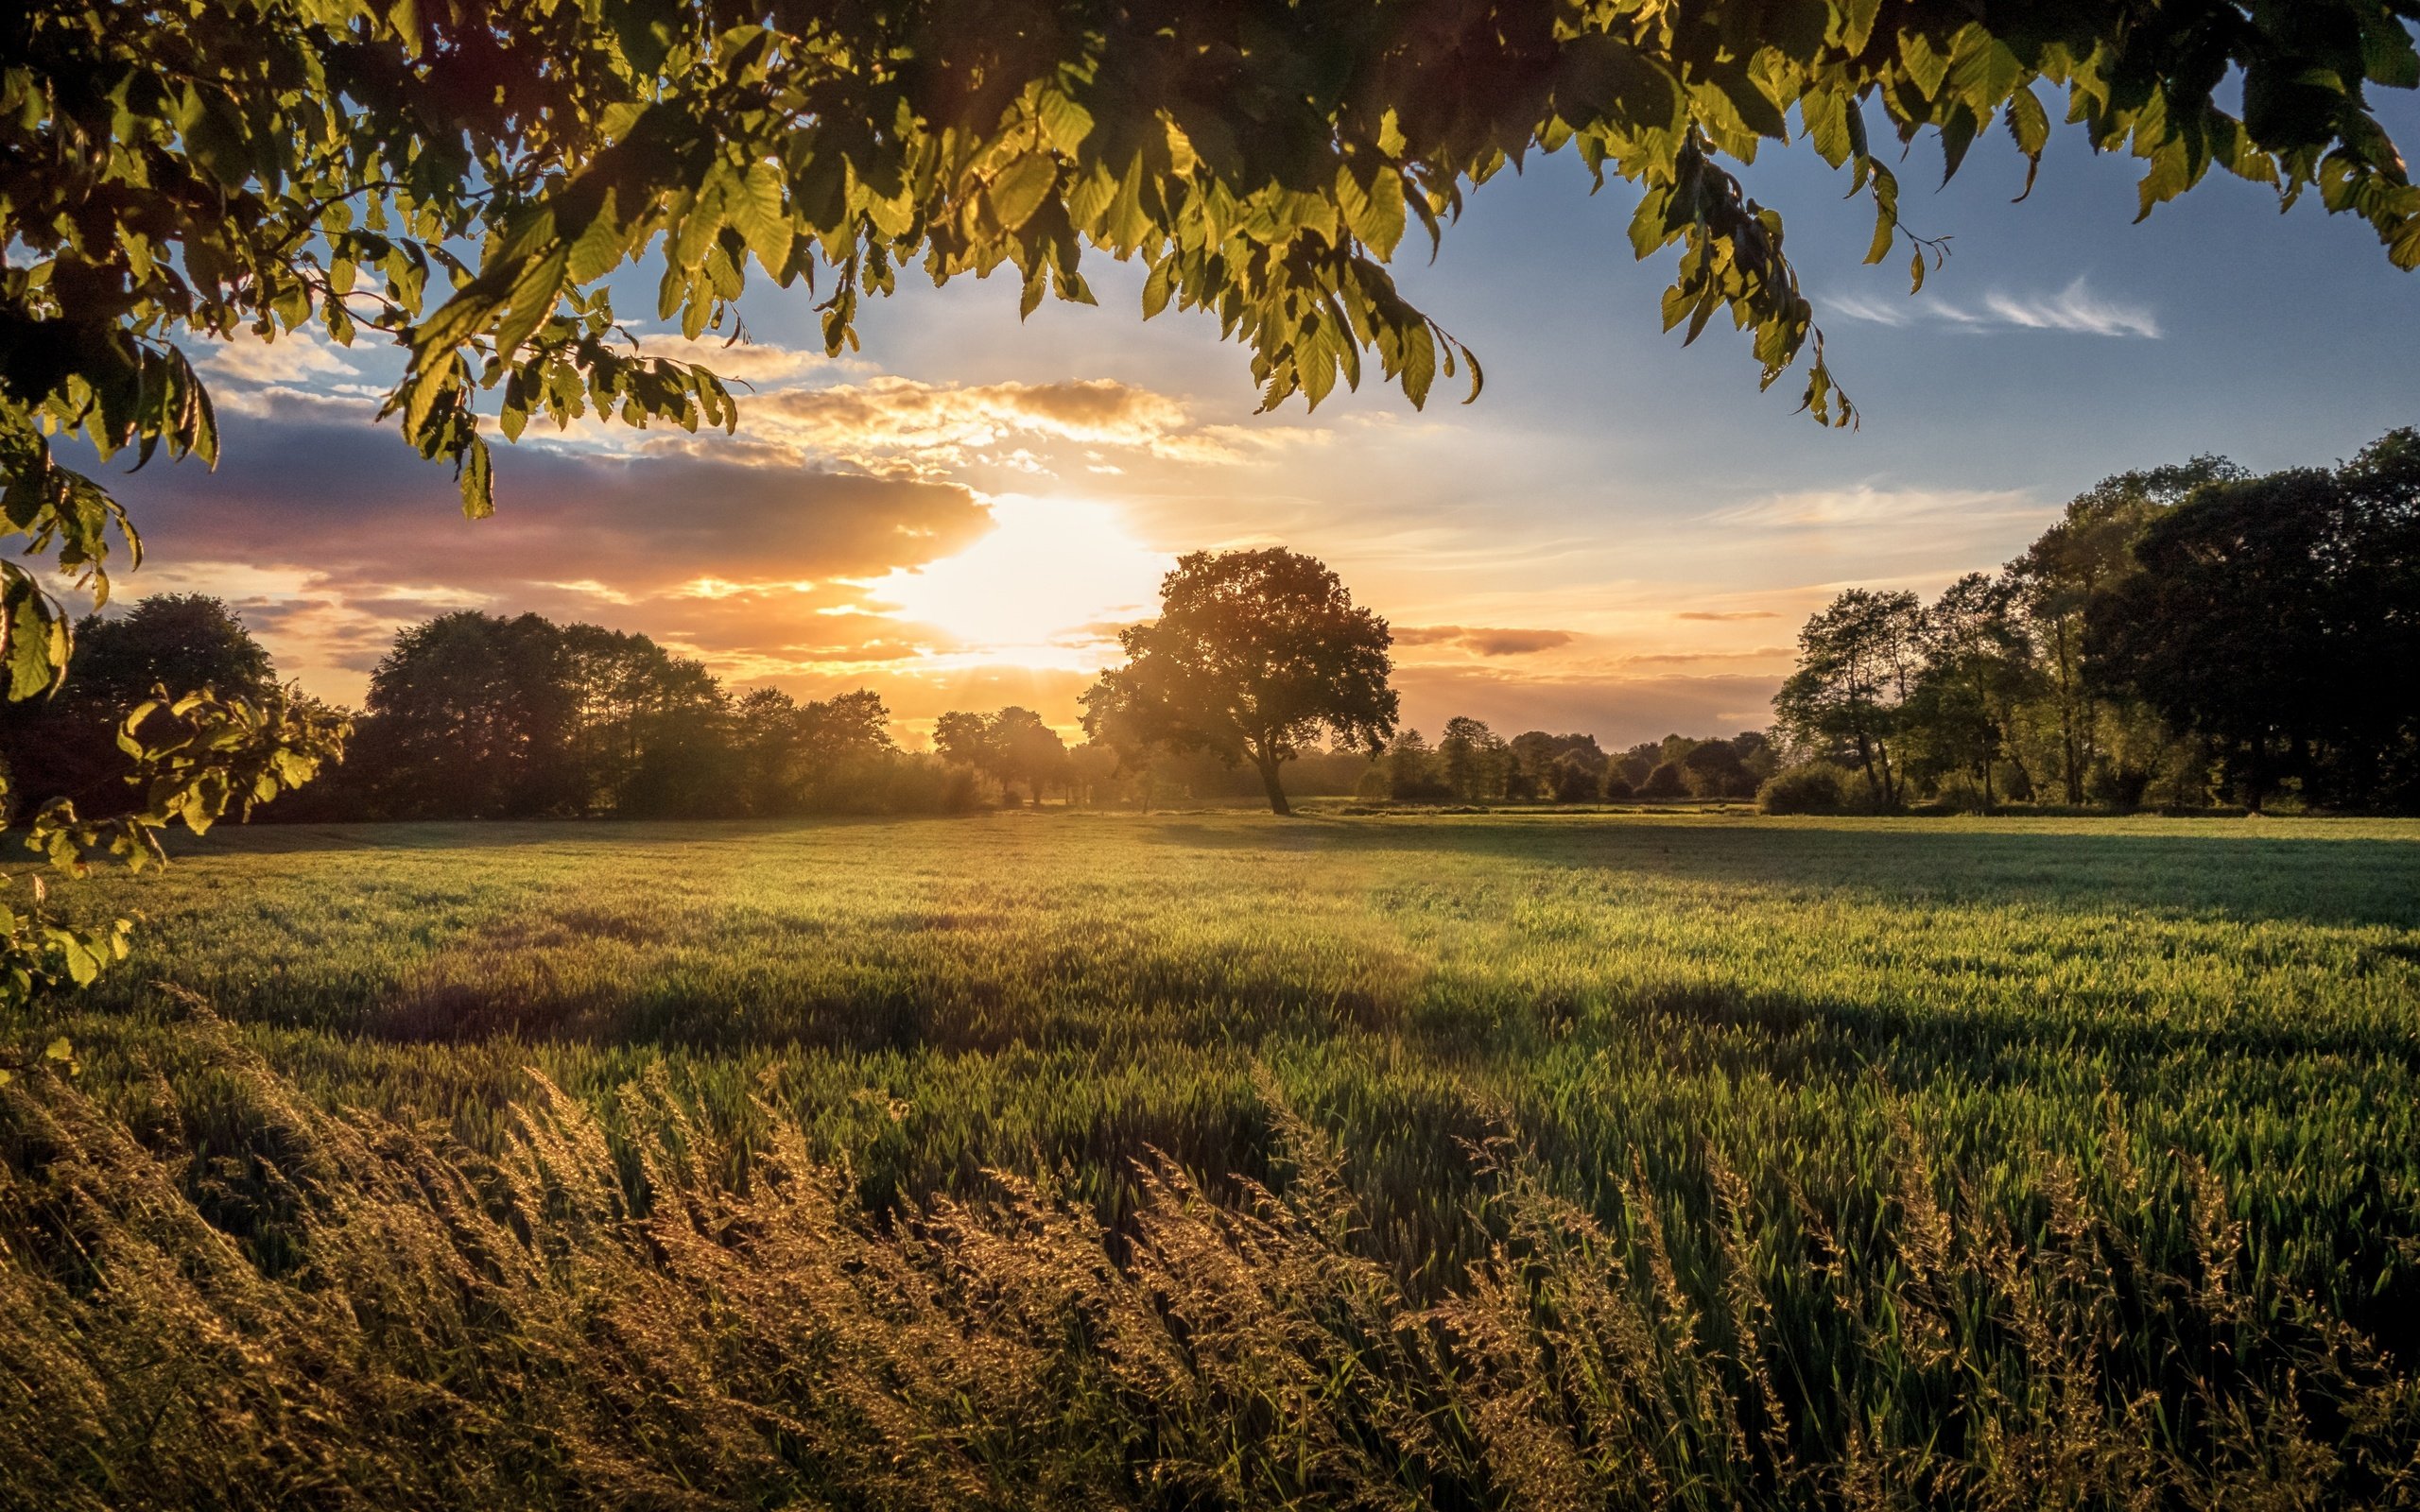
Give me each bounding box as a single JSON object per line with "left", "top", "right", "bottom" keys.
{"left": 6, "top": 998, "right": 2415, "bottom": 1510}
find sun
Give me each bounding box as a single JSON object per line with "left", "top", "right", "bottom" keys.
{"left": 867, "top": 494, "right": 1171, "bottom": 665}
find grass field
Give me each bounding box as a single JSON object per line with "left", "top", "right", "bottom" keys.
{"left": 8, "top": 810, "right": 2420, "bottom": 1507}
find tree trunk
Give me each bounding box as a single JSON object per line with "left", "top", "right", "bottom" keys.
{"left": 1253, "top": 752, "right": 1291, "bottom": 816}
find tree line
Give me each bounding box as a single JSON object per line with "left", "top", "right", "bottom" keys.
{"left": 1770, "top": 427, "right": 2420, "bottom": 814}
{"left": 0, "top": 559, "right": 1776, "bottom": 824}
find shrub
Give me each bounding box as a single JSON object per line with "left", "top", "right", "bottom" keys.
{"left": 1600, "top": 774, "right": 1634, "bottom": 801}
{"left": 1637, "top": 761, "right": 1689, "bottom": 799}
{"left": 1932, "top": 771, "right": 1992, "bottom": 813}
{"left": 1756, "top": 761, "right": 1855, "bottom": 815}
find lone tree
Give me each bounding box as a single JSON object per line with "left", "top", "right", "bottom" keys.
{"left": 1081, "top": 550, "right": 1395, "bottom": 815}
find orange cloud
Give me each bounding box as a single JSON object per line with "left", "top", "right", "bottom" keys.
{"left": 741, "top": 377, "right": 1195, "bottom": 475}
{"left": 1392, "top": 625, "right": 1578, "bottom": 656}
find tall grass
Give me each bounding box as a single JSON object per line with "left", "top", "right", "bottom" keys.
{"left": 6, "top": 811, "right": 2419, "bottom": 1504}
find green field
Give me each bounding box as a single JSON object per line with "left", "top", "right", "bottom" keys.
{"left": 9, "top": 811, "right": 2420, "bottom": 1507}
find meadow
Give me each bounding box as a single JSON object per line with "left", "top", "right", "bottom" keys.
{"left": 7, "top": 809, "right": 2420, "bottom": 1508}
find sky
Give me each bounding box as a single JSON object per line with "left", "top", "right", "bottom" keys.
{"left": 95, "top": 90, "right": 2420, "bottom": 749}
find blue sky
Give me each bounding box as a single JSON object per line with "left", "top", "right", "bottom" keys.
{"left": 112, "top": 89, "right": 2420, "bottom": 747}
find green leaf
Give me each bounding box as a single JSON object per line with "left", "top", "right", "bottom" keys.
{"left": 458, "top": 431, "right": 494, "bottom": 520}
{"left": 1035, "top": 88, "right": 1094, "bottom": 156}
{"left": 988, "top": 153, "right": 1060, "bottom": 232}
{"left": 730, "top": 162, "right": 792, "bottom": 272}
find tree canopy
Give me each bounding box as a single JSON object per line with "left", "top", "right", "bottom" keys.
{"left": 1081, "top": 548, "right": 1395, "bottom": 814}
{"left": 9, "top": 0, "right": 2420, "bottom": 701}
{"left": 1775, "top": 427, "right": 2420, "bottom": 814}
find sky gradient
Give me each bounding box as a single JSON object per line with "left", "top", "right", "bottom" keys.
{"left": 95, "top": 92, "right": 2420, "bottom": 748}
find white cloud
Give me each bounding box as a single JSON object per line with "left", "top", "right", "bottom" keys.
{"left": 199, "top": 328, "right": 365, "bottom": 384}
{"left": 1712, "top": 484, "right": 2041, "bottom": 530}
{"left": 1826, "top": 276, "right": 2159, "bottom": 338}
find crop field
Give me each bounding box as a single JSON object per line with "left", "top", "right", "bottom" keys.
{"left": 8, "top": 810, "right": 2420, "bottom": 1508}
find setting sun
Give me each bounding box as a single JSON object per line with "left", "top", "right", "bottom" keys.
{"left": 866, "top": 494, "right": 1170, "bottom": 665}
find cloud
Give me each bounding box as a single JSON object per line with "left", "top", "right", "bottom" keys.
{"left": 1826, "top": 276, "right": 2159, "bottom": 338}
{"left": 100, "top": 408, "right": 990, "bottom": 691}
{"left": 741, "top": 377, "right": 1195, "bottom": 475}
{"left": 1711, "top": 484, "right": 2039, "bottom": 531}
{"left": 199, "top": 329, "right": 365, "bottom": 385}
{"left": 1674, "top": 610, "right": 1778, "bottom": 622}
{"left": 1393, "top": 625, "right": 1579, "bottom": 657}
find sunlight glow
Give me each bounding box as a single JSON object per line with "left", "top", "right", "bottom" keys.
{"left": 866, "top": 494, "right": 1170, "bottom": 668}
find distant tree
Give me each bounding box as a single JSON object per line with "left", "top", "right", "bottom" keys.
{"left": 351, "top": 612, "right": 578, "bottom": 818}
{"left": 1550, "top": 753, "right": 1601, "bottom": 803}
{"left": 1511, "top": 731, "right": 1605, "bottom": 799}
{"left": 558, "top": 623, "right": 730, "bottom": 816}
{"left": 933, "top": 712, "right": 994, "bottom": 772}
{"left": 932, "top": 706, "right": 1065, "bottom": 804}
{"left": 733, "top": 688, "right": 804, "bottom": 815}
{"left": 1599, "top": 770, "right": 1636, "bottom": 801}
{"left": 0, "top": 593, "right": 284, "bottom": 816}
{"left": 1616, "top": 743, "right": 1661, "bottom": 790}
{"left": 1680, "top": 739, "right": 1752, "bottom": 799}
{"left": 1385, "top": 729, "right": 1451, "bottom": 802}
{"left": 1638, "top": 760, "right": 1690, "bottom": 799}
{"left": 1081, "top": 549, "right": 1395, "bottom": 816}
{"left": 794, "top": 690, "right": 899, "bottom": 810}
{"left": 990, "top": 708, "right": 1071, "bottom": 805}
{"left": 1438, "top": 716, "right": 1510, "bottom": 801}
{"left": 1773, "top": 589, "right": 1925, "bottom": 809}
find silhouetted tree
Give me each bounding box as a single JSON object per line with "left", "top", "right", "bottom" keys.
{"left": 2091, "top": 432, "right": 2420, "bottom": 811}
{"left": 0, "top": 593, "right": 283, "bottom": 817}
{"left": 1081, "top": 549, "right": 1395, "bottom": 816}
{"left": 350, "top": 612, "right": 577, "bottom": 818}
{"left": 1438, "top": 716, "right": 1509, "bottom": 801}
{"left": 932, "top": 706, "right": 1067, "bottom": 804}
{"left": 1385, "top": 729, "right": 1451, "bottom": 802}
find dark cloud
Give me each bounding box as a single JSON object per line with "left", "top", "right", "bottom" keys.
{"left": 111, "top": 408, "right": 987, "bottom": 605}
{"left": 1674, "top": 610, "right": 1779, "bottom": 622}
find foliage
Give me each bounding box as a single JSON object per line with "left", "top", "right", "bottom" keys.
{"left": 7, "top": 811, "right": 2420, "bottom": 1503}
{"left": 1083, "top": 549, "right": 1395, "bottom": 815}
{"left": 1899, "top": 572, "right": 2036, "bottom": 804}
{"left": 1755, "top": 759, "right": 1858, "bottom": 814}
{"left": 0, "top": 592, "right": 342, "bottom": 1007}
{"left": 0, "top": 593, "right": 284, "bottom": 817}
{"left": 2004, "top": 456, "right": 2245, "bottom": 803}
{"left": 1789, "top": 427, "right": 2419, "bottom": 813}
{"left": 1383, "top": 728, "right": 1453, "bottom": 802}
{"left": 2090, "top": 430, "right": 2420, "bottom": 812}
{"left": 1774, "top": 588, "right": 1924, "bottom": 808}
{"left": 1, "top": 686, "right": 345, "bottom": 1005}
{"left": 1550, "top": 752, "right": 1604, "bottom": 803}
{"left": 934, "top": 705, "right": 1071, "bottom": 805}
{"left": 9, "top": 0, "right": 2420, "bottom": 707}
{"left": 1637, "top": 758, "right": 1690, "bottom": 799}
{"left": 1437, "top": 715, "right": 1511, "bottom": 802}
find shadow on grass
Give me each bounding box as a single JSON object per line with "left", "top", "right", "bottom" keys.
{"left": 1150, "top": 816, "right": 2420, "bottom": 930}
